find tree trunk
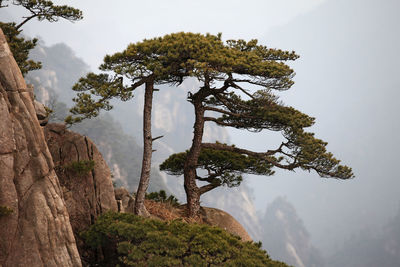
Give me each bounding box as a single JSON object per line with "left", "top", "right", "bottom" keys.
{"left": 184, "top": 97, "right": 205, "bottom": 218}
{"left": 134, "top": 80, "right": 154, "bottom": 216}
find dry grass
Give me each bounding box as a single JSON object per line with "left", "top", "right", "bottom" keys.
{"left": 144, "top": 200, "right": 203, "bottom": 224}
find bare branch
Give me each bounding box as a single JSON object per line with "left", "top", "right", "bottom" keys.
{"left": 15, "top": 14, "right": 37, "bottom": 30}
{"left": 199, "top": 183, "right": 221, "bottom": 195}
{"left": 204, "top": 106, "right": 243, "bottom": 118}
{"left": 201, "top": 142, "right": 300, "bottom": 170}
{"left": 231, "top": 82, "right": 254, "bottom": 99}
{"left": 204, "top": 116, "right": 249, "bottom": 128}
{"left": 152, "top": 135, "right": 164, "bottom": 142}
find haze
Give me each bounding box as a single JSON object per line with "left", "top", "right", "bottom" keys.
{"left": 2, "top": 0, "right": 399, "bottom": 261}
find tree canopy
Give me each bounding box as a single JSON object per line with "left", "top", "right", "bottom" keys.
{"left": 0, "top": 0, "right": 82, "bottom": 74}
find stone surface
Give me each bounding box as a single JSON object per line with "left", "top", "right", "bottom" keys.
{"left": 114, "top": 187, "right": 134, "bottom": 213}
{"left": 44, "top": 123, "right": 118, "bottom": 262}
{"left": 34, "top": 99, "right": 49, "bottom": 126}
{"left": 0, "top": 29, "right": 81, "bottom": 266}
{"left": 200, "top": 207, "right": 252, "bottom": 242}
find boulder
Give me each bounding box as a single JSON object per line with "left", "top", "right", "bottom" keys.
{"left": 34, "top": 99, "right": 49, "bottom": 126}
{"left": 114, "top": 187, "right": 134, "bottom": 213}
{"left": 0, "top": 29, "right": 81, "bottom": 266}
{"left": 44, "top": 123, "right": 118, "bottom": 262}
{"left": 201, "top": 207, "right": 252, "bottom": 242}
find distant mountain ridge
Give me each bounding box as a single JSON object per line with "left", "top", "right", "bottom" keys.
{"left": 261, "top": 197, "right": 324, "bottom": 267}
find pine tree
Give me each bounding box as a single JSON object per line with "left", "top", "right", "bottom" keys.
{"left": 0, "top": 0, "right": 82, "bottom": 74}
{"left": 158, "top": 33, "right": 354, "bottom": 217}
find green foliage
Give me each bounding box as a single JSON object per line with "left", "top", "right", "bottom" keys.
{"left": 68, "top": 32, "right": 297, "bottom": 124}
{"left": 10, "top": 0, "right": 82, "bottom": 25}
{"left": 66, "top": 73, "right": 128, "bottom": 124}
{"left": 62, "top": 160, "right": 95, "bottom": 175}
{"left": 0, "top": 206, "right": 13, "bottom": 217}
{"left": 146, "top": 190, "right": 180, "bottom": 207}
{"left": 0, "top": 0, "right": 82, "bottom": 75}
{"left": 160, "top": 147, "right": 275, "bottom": 190}
{"left": 0, "top": 22, "right": 41, "bottom": 75}
{"left": 82, "top": 211, "right": 290, "bottom": 267}
{"left": 205, "top": 90, "right": 315, "bottom": 132}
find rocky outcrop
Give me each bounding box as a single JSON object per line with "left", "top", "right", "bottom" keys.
{"left": 0, "top": 29, "right": 81, "bottom": 266}
{"left": 200, "top": 207, "right": 252, "bottom": 242}
{"left": 43, "top": 123, "right": 118, "bottom": 261}
{"left": 34, "top": 99, "right": 49, "bottom": 126}
{"left": 114, "top": 187, "right": 134, "bottom": 213}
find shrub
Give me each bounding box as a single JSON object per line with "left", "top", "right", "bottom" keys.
{"left": 63, "top": 159, "right": 95, "bottom": 175}
{"left": 82, "top": 212, "right": 289, "bottom": 266}
{"left": 0, "top": 206, "right": 13, "bottom": 217}
{"left": 146, "top": 190, "right": 180, "bottom": 207}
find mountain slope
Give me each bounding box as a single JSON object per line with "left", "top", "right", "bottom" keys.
{"left": 261, "top": 197, "right": 324, "bottom": 267}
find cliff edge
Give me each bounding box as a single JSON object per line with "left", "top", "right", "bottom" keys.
{"left": 0, "top": 28, "right": 81, "bottom": 267}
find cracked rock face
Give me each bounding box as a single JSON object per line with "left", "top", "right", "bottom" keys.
{"left": 0, "top": 29, "right": 82, "bottom": 266}
{"left": 44, "top": 123, "right": 118, "bottom": 263}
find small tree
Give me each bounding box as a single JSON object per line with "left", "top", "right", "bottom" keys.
{"left": 159, "top": 34, "right": 354, "bottom": 217}
{"left": 0, "top": 0, "right": 82, "bottom": 74}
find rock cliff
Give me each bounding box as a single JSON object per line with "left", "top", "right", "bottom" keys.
{"left": 0, "top": 28, "right": 81, "bottom": 266}
{"left": 43, "top": 123, "right": 118, "bottom": 262}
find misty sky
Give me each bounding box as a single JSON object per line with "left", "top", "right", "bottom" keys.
{"left": 2, "top": 0, "right": 325, "bottom": 68}
{"left": 2, "top": 0, "right": 400, "bottom": 256}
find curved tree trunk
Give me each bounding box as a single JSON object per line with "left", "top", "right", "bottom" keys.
{"left": 184, "top": 95, "right": 206, "bottom": 218}
{"left": 134, "top": 80, "right": 154, "bottom": 216}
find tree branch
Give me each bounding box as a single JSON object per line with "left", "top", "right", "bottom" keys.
{"left": 201, "top": 142, "right": 300, "bottom": 170}
{"left": 204, "top": 106, "right": 243, "bottom": 118}
{"left": 15, "top": 14, "right": 38, "bottom": 30}
{"left": 204, "top": 116, "right": 249, "bottom": 128}
{"left": 199, "top": 182, "right": 221, "bottom": 195}
{"left": 152, "top": 135, "right": 164, "bottom": 142}
{"left": 230, "top": 82, "right": 254, "bottom": 99}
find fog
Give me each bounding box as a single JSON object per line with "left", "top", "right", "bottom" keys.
{"left": 2, "top": 0, "right": 399, "bottom": 262}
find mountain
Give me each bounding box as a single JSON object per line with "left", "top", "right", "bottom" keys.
{"left": 257, "top": 0, "right": 400, "bottom": 255}
{"left": 26, "top": 41, "right": 90, "bottom": 106}
{"left": 261, "top": 197, "right": 324, "bottom": 267}
{"left": 327, "top": 206, "right": 400, "bottom": 267}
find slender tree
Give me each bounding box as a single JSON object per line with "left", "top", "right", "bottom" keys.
{"left": 159, "top": 35, "right": 354, "bottom": 217}
{"left": 0, "top": 0, "right": 82, "bottom": 74}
